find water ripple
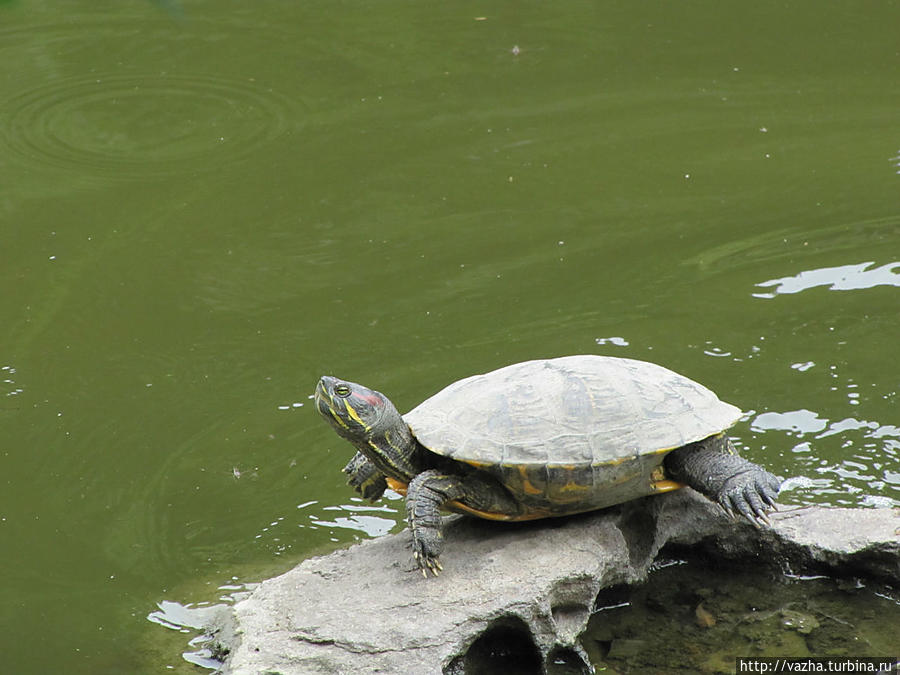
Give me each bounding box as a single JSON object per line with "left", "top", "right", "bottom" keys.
{"left": 751, "top": 407, "right": 899, "bottom": 507}
{"left": 0, "top": 73, "right": 293, "bottom": 179}
{"left": 685, "top": 215, "right": 900, "bottom": 273}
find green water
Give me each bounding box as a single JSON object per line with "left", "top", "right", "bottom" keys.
{"left": 583, "top": 553, "right": 900, "bottom": 674}
{"left": 0, "top": 1, "right": 897, "bottom": 672}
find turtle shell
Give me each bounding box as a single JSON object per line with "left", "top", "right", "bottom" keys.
{"left": 403, "top": 355, "right": 742, "bottom": 517}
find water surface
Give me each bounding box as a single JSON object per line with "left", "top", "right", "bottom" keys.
{"left": 0, "top": 1, "right": 897, "bottom": 672}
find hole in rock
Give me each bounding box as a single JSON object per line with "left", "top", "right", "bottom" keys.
{"left": 546, "top": 645, "right": 590, "bottom": 675}
{"left": 446, "top": 615, "right": 542, "bottom": 675}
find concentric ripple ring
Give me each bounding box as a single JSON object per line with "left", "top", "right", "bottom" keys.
{"left": 0, "top": 73, "right": 294, "bottom": 178}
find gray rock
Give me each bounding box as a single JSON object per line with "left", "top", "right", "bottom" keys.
{"left": 216, "top": 490, "right": 898, "bottom": 675}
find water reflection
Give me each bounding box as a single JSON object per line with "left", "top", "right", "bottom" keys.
{"left": 753, "top": 409, "right": 828, "bottom": 435}
{"left": 1, "top": 364, "right": 23, "bottom": 397}
{"left": 311, "top": 501, "right": 400, "bottom": 538}
{"left": 752, "top": 408, "right": 899, "bottom": 508}
{"left": 148, "top": 599, "right": 226, "bottom": 633}
{"left": 594, "top": 336, "right": 630, "bottom": 347}
{"left": 754, "top": 261, "right": 900, "bottom": 298}
{"left": 252, "top": 498, "right": 401, "bottom": 547}
{"left": 309, "top": 513, "right": 398, "bottom": 538}
{"left": 147, "top": 588, "right": 250, "bottom": 671}
{"left": 752, "top": 409, "right": 895, "bottom": 441}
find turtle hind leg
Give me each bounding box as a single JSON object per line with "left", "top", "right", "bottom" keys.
{"left": 664, "top": 435, "right": 782, "bottom": 524}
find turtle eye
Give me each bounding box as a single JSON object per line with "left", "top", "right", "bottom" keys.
{"left": 334, "top": 383, "right": 352, "bottom": 398}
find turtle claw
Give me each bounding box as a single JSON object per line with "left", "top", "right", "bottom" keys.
{"left": 761, "top": 487, "right": 780, "bottom": 510}
{"left": 415, "top": 557, "right": 442, "bottom": 577}
{"left": 418, "top": 555, "right": 443, "bottom": 577}
{"left": 717, "top": 470, "right": 781, "bottom": 527}
{"left": 411, "top": 538, "right": 443, "bottom": 577}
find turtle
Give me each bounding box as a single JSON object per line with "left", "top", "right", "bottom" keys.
{"left": 314, "top": 355, "right": 781, "bottom": 575}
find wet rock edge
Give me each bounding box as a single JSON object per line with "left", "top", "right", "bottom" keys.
{"left": 210, "top": 490, "right": 898, "bottom": 674}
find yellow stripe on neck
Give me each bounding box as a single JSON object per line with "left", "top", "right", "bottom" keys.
{"left": 344, "top": 401, "right": 369, "bottom": 431}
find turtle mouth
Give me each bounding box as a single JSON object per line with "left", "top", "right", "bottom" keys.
{"left": 314, "top": 377, "right": 358, "bottom": 434}
{"left": 314, "top": 378, "right": 335, "bottom": 413}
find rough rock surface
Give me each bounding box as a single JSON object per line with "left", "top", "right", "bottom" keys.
{"left": 217, "top": 490, "right": 898, "bottom": 675}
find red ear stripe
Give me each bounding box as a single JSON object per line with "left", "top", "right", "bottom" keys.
{"left": 356, "top": 392, "right": 385, "bottom": 407}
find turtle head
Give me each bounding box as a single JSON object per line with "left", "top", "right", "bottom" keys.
{"left": 315, "top": 376, "right": 401, "bottom": 444}
{"left": 315, "top": 375, "right": 418, "bottom": 481}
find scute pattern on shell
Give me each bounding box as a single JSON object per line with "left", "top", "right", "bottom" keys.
{"left": 403, "top": 355, "right": 742, "bottom": 468}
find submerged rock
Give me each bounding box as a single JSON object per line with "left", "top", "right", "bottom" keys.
{"left": 215, "top": 490, "right": 898, "bottom": 675}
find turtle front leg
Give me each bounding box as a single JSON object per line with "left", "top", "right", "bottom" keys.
{"left": 406, "top": 470, "right": 521, "bottom": 576}
{"left": 343, "top": 452, "right": 388, "bottom": 502}
{"left": 405, "top": 469, "right": 467, "bottom": 576}
{"left": 665, "top": 435, "right": 781, "bottom": 524}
